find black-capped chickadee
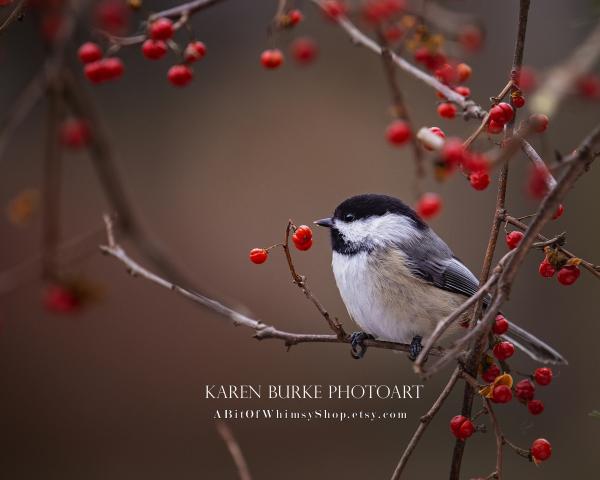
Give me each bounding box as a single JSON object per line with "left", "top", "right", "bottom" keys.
{"left": 315, "top": 193, "right": 566, "bottom": 364}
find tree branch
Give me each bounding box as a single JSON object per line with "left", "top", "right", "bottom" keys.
{"left": 215, "top": 421, "right": 252, "bottom": 480}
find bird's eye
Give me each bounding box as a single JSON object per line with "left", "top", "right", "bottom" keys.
{"left": 344, "top": 213, "right": 355, "bottom": 222}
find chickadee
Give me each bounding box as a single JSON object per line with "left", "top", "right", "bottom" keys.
{"left": 315, "top": 193, "right": 566, "bottom": 364}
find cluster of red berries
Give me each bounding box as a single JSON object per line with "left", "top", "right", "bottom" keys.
{"left": 78, "top": 42, "right": 124, "bottom": 84}
{"left": 539, "top": 254, "right": 581, "bottom": 286}
{"left": 250, "top": 225, "right": 314, "bottom": 264}
{"left": 434, "top": 62, "right": 473, "bottom": 120}
{"left": 79, "top": 17, "right": 208, "bottom": 88}
{"left": 261, "top": 9, "right": 318, "bottom": 69}
{"left": 450, "top": 414, "right": 475, "bottom": 440}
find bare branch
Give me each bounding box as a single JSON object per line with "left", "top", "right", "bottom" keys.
{"left": 215, "top": 421, "right": 252, "bottom": 480}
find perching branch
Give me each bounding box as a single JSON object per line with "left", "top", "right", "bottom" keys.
{"left": 100, "top": 215, "right": 444, "bottom": 356}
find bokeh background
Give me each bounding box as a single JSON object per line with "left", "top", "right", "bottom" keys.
{"left": 1, "top": 0, "right": 599, "bottom": 478}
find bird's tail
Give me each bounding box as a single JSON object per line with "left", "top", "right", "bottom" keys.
{"left": 504, "top": 323, "right": 567, "bottom": 365}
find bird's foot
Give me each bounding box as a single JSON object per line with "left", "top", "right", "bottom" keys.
{"left": 350, "top": 331, "right": 373, "bottom": 360}
{"left": 408, "top": 335, "right": 425, "bottom": 362}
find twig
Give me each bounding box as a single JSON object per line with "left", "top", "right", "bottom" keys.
{"left": 504, "top": 215, "right": 600, "bottom": 278}
{"left": 215, "top": 421, "right": 252, "bottom": 480}
{"left": 100, "top": 215, "right": 444, "bottom": 356}
{"left": 521, "top": 139, "right": 557, "bottom": 189}
{"left": 0, "top": 0, "right": 25, "bottom": 35}
{"left": 377, "top": 34, "right": 425, "bottom": 196}
{"left": 310, "top": 0, "right": 486, "bottom": 119}
{"left": 281, "top": 221, "right": 346, "bottom": 339}
{"left": 390, "top": 367, "right": 461, "bottom": 479}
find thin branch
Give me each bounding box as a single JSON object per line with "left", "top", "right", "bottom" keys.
{"left": 504, "top": 215, "right": 600, "bottom": 278}
{"left": 390, "top": 367, "right": 461, "bottom": 480}
{"left": 281, "top": 221, "right": 346, "bottom": 339}
{"left": 521, "top": 139, "right": 557, "bottom": 189}
{"left": 449, "top": 2, "right": 530, "bottom": 477}
{"left": 0, "top": 0, "right": 25, "bottom": 35}
{"left": 310, "top": 0, "right": 486, "bottom": 119}
{"left": 215, "top": 421, "right": 252, "bottom": 480}
{"left": 99, "top": 215, "right": 444, "bottom": 356}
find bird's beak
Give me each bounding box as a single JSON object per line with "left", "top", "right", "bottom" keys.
{"left": 314, "top": 217, "right": 334, "bottom": 228}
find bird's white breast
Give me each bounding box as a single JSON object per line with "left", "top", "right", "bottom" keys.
{"left": 332, "top": 249, "right": 465, "bottom": 344}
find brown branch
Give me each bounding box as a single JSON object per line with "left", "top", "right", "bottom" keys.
{"left": 504, "top": 215, "right": 600, "bottom": 278}
{"left": 215, "top": 421, "right": 252, "bottom": 480}
{"left": 449, "top": 2, "right": 530, "bottom": 477}
{"left": 281, "top": 221, "right": 346, "bottom": 339}
{"left": 521, "top": 139, "right": 558, "bottom": 189}
{"left": 390, "top": 367, "right": 461, "bottom": 479}
{"left": 99, "top": 215, "right": 444, "bottom": 356}
{"left": 377, "top": 34, "right": 425, "bottom": 196}
{"left": 41, "top": 79, "right": 63, "bottom": 281}
{"left": 0, "top": 0, "right": 25, "bottom": 35}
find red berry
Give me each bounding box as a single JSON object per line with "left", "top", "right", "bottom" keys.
{"left": 528, "top": 399, "right": 544, "bottom": 415}
{"left": 469, "top": 170, "right": 490, "bottom": 191}
{"left": 505, "top": 231, "right": 524, "bottom": 250}
{"left": 482, "top": 363, "right": 501, "bottom": 383}
{"left": 493, "top": 341, "right": 515, "bottom": 361}
{"left": 386, "top": 120, "right": 411, "bottom": 146}
{"left": 383, "top": 25, "right": 404, "bottom": 42}
{"left": 557, "top": 265, "right": 580, "bottom": 286}
{"left": 441, "top": 139, "right": 466, "bottom": 167}
{"left": 456, "top": 63, "right": 472, "bottom": 82}
{"left": 435, "top": 63, "right": 456, "bottom": 85}
{"left": 437, "top": 102, "right": 457, "bottom": 119}
{"left": 576, "top": 74, "right": 600, "bottom": 99}
{"left": 95, "top": 0, "right": 129, "bottom": 36}
{"left": 103, "top": 57, "right": 124, "bottom": 80}
{"left": 516, "top": 66, "right": 537, "bottom": 92}
{"left": 492, "top": 314, "right": 509, "bottom": 335}
{"left": 291, "top": 37, "right": 318, "bottom": 64}
{"left": 288, "top": 9, "right": 304, "bottom": 26}
{"left": 184, "top": 41, "right": 207, "bottom": 63}
{"left": 458, "top": 25, "right": 483, "bottom": 52}
{"left": 512, "top": 94, "right": 526, "bottom": 108}
{"left": 462, "top": 152, "right": 489, "bottom": 174}
{"left": 167, "top": 64, "right": 193, "bottom": 87}
{"left": 292, "top": 225, "right": 313, "bottom": 250}
{"left": 59, "top": 119, "right": 90, "bottom": 149}
{"left": 249, "top": 248, "right": 268, "bottom": 264}
{"left": 449, "top": 415, "right": 474, "bottom": 440}
{"left": 149, "top": 17, "right": 174, "bottom": 40}
{"left": 531, "top": 438, "right": 552, "bottom": 462}
{"left": 487, "top": 119, "right": 504, "bottom": 135}
{"left": 534, "top": 367, "right": 553, "bottom": 386}
{"left": 78, "top": 42, "right": 102, "bottom": 64}
{"left": 260, "top": 49, "right": 284, "bottom": 69}
{"left": 489, "top": 102, "right": 514, "bottom": 125}
{"left": 530, "top": 113, "right": 549, "bottom": 133}
{"left": 538, "top": 259, "right": 556, "bottom": 278}
{"left": 84, "top": 61, "right": 107, "bottom": 83}
{"left": 491, "top": 384, "right": 512, "bottom": 404}
{"left": 552, "top": 203, "right": 564, "bottom": 220}
{"left": 414, "top": 46, "right": 430, "bottom": 64}
{"left": 43, "top": 285, "right": 80, "bottom": 314}
{"left": 528, "top": 165, "right": 550, "bottom": 199}
{"left": 142, "top": 39, "right": 167, "bottom": 60}
{"left": 515, "top": 379, "right": 535, "bottom": 401}
{"left": 322, "top": 0, "right": 347, "bottom": 20}
{"left": 416, "top": 193, "right": 442, "bottom": 220}
{"left": 455, "top": 86, "right": 471, "bottom": 98}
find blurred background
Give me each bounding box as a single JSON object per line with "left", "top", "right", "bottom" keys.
{"left": 1, "top": 0, "right": 599, "bottom": 478}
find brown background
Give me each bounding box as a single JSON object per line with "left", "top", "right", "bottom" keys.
{"left": 1, "top": 0, "right": 599, "bottom": 478}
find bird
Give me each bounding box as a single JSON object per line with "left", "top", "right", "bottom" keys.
{"left": 314, "top": 193, "right": 566, "bottom": 365}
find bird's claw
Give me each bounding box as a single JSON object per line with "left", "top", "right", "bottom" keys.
{"left": 350, "top": 331, "right": 373, "bottom": 359}
{"left": 409, "top": 335, "right": 424, "bottom": 362}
